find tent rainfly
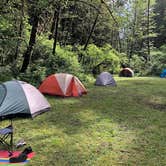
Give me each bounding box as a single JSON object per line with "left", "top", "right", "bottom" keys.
{"left": 0, "top": 80, "right": 50, "bottom": 119}
{"left": 119, "top": 68, "right": 134, "bottom": 77}
{"left": 95, "top": 72, "right": 116, "bottom": 86}
{"left": 160, "top": 69, "right": 166, "bottom": 78}
{"left": 39, "top": 73, "right": 87, "bottom": 97}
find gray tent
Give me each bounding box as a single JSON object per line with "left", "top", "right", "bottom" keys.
{"left": 0, "top": 80, "right": 51, "bottom": 154}
{"left": 95, "top": 72, "right": 116, "bottom": 86}
{"left": 0, "top": 80, "right": 50, "bottom": 119}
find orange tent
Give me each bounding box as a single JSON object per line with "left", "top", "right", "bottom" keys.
{"left": 39, "top": 73, "right": 87, "bottom": 97}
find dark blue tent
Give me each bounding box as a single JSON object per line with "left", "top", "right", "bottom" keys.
{"left": 160, "top": 69, "right": 166, "bottom": 78}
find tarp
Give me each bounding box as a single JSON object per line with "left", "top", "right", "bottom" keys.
{"left": 0, "top": 150, "right": 35, "bottom": 165}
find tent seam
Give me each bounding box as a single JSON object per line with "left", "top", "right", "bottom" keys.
{"left": 15, "top": 81, "right": 32, "bottom": 118}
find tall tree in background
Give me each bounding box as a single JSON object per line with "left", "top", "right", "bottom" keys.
{"left": 1, "top": 0, "right": 165, "bottom": 77}
{"left": 0, "top": 0, "right": 23, "bottom": 66}
{"left": 20, "top": 1, "right": 40, "bottom": 72}
{"left": 14, "top": 0, "right": 25, "bottom": 61}
{"left": 119, "top": 0, "right": 156, "bottom": 64}
{"left": 143, "top": 0, "right": 155, "bottom": 63}
{"left": 146, "top": 0, "right": 151, "bottom": 62}
{"left": 20, "top": 0, "right": 52, "bottom": 72}
{"left": 153, "top": 0, "right": 166, "bottom": 48}
{"left": 52, "top": 4, "right": 61, "bottom": 55}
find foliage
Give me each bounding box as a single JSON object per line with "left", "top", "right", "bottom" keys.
{"left": 18, "top": 66, "right": 47, "bottom": 87}
{"left": 124, "top": 44, "right": 166, "bottom": 76}
{"left": 129, "top": 55, "right": 146, "bottom": 76}
{"left": 153, "top": 0, "right": 166, "bottom": 47}
{"left": 17, "top": 39, "right": 121, "bottom": 85}
{"left": 17, "top": 38, "right": 84, "bottom": 85}
{"left": 0, "top": 66, "right": 13, "bottom": 82}
{"left": 0, "top": 1, "right": 20, "bottom": 66}
{"left": 78, "top": 44, "right": 120, "bottom": 75}
{"left": 118, "top": 53, "right": 129, "bottom": 67}
{"left": 0, "top": 0, "right": 165, "bottom": 83}
{"left": 149, "top": 45, "right": 166, "bottom": 75}
{"left": 101, "top": 44, "right": 120, "bottom": 73}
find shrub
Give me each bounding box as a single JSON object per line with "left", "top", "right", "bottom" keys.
{"left": 144, "top": 45, "right": 166, "bottom": 76}
{"left": 17, "top": 66, "right": 47, "bottom": 87}
{"left": 13, "top": 38, "right": 85, "bottom": 86}
{"left": 0, "top": 66, "right": 13, "bottom": 82}
{"left": 78, "top": 44, "right": 120, "bottom": 75}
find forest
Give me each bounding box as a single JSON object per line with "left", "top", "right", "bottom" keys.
{"left": 0, "top": 0, "right": 165, "bottom": 85}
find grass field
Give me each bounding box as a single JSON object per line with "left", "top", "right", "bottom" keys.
{"left": 1, "top": 77, "right": 166, "bottom": 166}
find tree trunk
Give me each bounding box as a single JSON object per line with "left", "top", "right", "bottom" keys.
{"left": 83, "top": 11, "right": 100, "bottom": 50}
{"left": 20, "top": 14, "right": 39, "bottom": 72}
{"left": 52, "top": 6, "right": 61, "bottom": 55}
{"left": 129, "top": 3, "right": 137, "bottom": 64}
{"left": 14, "top": 0, "right": 24, "bottom": 60}
{"left": 49, "top": 9, "right": 57, "bottom": 40}
{"left": 147, "top": 0, "right": 150, "bottom": 62}
{"left": 118, "top": 34, "right": 122, "bottom": 52}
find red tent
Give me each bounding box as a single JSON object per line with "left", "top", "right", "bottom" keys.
{"left": 39, "top": 73, "right": 87, "bottom": 97}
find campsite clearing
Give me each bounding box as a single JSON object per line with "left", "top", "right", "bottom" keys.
{"left": 1, "top": 77, "right": 166, "bottom": 166}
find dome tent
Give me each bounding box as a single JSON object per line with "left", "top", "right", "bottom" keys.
{"left": 39, "top": 73, "right": 87, "bottom": 97}
{"left": 95, "top": 72, "right": 116, "bottom": 86}
{"left": 0, "top": 80, "right": 50, "bottom": 119}
{"left": 160, "top": 69, "right": 166, "bottom": 78}
{"left": 119, "top": 68, "right": 134, "bottom": 77}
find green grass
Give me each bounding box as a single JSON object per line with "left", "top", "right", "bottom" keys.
{"left": 1, "top": 77, "right": 166, "bottom": 166}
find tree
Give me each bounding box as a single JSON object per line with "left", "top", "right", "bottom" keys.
{"left": 0, "top": 0, "right": 23, "bottom": 66}
{"left": 153, "top": 0, "right": 166, "bottom": 48}
{"left": 20, "top": 0, "right": 52, "bottom": 72}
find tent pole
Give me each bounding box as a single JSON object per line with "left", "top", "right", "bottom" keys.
{"left": 10, "top": 119, "right": 13, "bottom": 154}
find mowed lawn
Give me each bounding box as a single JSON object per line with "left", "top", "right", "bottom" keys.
{"left": 1, "top": 77, "right": 166, "bottom": 166}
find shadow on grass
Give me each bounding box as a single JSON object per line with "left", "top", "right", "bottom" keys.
{"left": 13, "top": 77, "right": 166, "bottom": 165}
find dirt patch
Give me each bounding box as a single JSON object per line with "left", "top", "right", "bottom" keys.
{"left": 136, "top": 95, "right": 166, "bottom": 112}
{"left": 146, "top": 102, "right": 166, "bottom": 112}
{"left": 96, "top": 142, "right": 113, "bottom": 153}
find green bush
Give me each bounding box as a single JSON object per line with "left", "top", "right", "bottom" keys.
{"left": 149, "top": 45, "right": 166, "bottom": 75}
{"left": 0, "top": 66, "right": 13, "bottom": 82}
{"left": 17, "top": 66, "right": 47, "bottom": 87}
{"left": 78, "top": 44, "right": 120, "bottom": 75}
{"left": 129, "top": 55, "right": 146, "bottom": 76}
{"left": 102, "top": 45, "right": 120, "bottom": 74}
{"left": 26, "top": 38, "right": 84, "bottom": 84}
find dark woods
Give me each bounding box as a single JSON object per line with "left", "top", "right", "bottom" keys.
{"left": 0, "top": 0, "right": 165, "bottom": 85}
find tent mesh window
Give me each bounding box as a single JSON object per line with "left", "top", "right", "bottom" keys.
{"left": 0, "top": 84, "right": 6, "bottom": 107}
